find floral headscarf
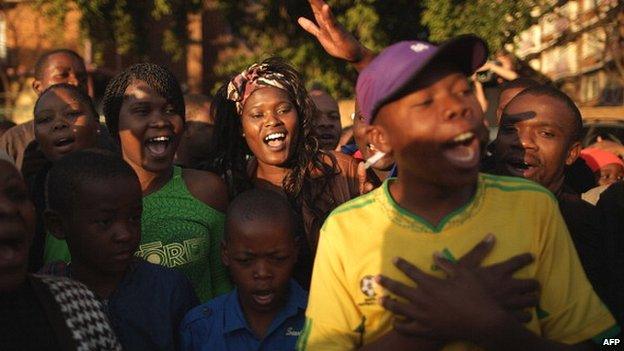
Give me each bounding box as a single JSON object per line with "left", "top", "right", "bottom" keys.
{"left": 227, "top": 63, "right": 287, "bottom": 114}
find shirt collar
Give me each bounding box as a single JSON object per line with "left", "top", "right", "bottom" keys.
{"left": 284, "top": 280, "right": 308, "bottom": 311}
{"left": 222, "top": 280, "right": 308, "bottom": 335}
{"left": 223, "top": 290, "right": 248, "bottom": 333}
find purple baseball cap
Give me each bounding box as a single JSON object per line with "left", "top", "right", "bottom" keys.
{"left": 356, "top": 34, "right": 488, "bottom": 124}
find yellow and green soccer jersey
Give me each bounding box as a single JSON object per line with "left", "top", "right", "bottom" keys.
{"left": 298, "top": 174, "right": 619, "bottom": 351}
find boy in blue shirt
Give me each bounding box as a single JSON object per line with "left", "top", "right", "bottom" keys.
{"left": 41, "top": 149, "right": 199, "bottom": 350}
{"left": 181, "top": 188, "right": 306, "bottom": 351}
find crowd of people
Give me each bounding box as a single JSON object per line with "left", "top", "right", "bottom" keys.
{"left": 1, "top": 0, "right": 623, "bottom": 350}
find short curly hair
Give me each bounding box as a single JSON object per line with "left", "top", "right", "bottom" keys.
{"left": 34, "top": 49, "right": 85, "bottom": 80}
{"left": 101, "top": 63, "right": 185, "bottom": 137}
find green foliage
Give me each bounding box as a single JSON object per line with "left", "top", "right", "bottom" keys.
{"left": 422, "top": 0, "right": 541, "bottom": 53}
{"left": 213, "top": 0, "right": 426, "bottom": 98}
{"left": 34, "top": 0, "right": 203, "bottom": 64}
{"left": 212, "top": 0, "right": 540, "bottom": 98}
{"left": 34, "top": 0, "right": 541, "bottom": 98}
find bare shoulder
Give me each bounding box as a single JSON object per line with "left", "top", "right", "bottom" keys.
{"left": 182, "top": 168, "right": 229, "bottom": 213}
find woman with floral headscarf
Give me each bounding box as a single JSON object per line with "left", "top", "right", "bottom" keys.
{"left": 207, "top": 57, "right": 366, "bottom": 286}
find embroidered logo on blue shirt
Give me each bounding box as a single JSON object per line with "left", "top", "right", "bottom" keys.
{"left": 285, "top": 327, "right": 301, "bottom": 337}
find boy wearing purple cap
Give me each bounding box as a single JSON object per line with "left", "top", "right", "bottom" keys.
{"left": 299, "top": 35, "right": 618, "bottom": 350}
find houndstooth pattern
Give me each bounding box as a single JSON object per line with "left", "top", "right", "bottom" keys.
{"left": 35, "top": 274, "right": 121, "bottom": 351}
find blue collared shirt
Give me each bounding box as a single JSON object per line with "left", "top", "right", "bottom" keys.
{"left": 180, "top": 280, "right": 307, "bottom": 351}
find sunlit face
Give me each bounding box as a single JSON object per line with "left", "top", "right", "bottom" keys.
{"left": 493, "top": 94, "right": 580, "bottom": 192}
{"left": 310, "top": 90, "right": 341, "bottom": 150}
{"left": 61, "top": 177, "right": 142, "bottom": 275}
{"left": 240, "top": 87, "right": 298, "bottom": 167}
{"left": 369, "top": 65, "right": 484, "bottom": 188}
{"left": 0, "top": 161, "right": 35, "bottom": 292}
{"left": 117, "top": 80, "right": 184, "bottom": 173}
{"left": 596, "top": 163, "right": 624, "bottom": 186}
{"left": 34, "top": 88, "right": 99, "bottom": 161}
{"left": 223, "top": 216, "right": 297, "bottom": 314}
{"left": 33, "top": 53, "right": 88, "bottom": 95}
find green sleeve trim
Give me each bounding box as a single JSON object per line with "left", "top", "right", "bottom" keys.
{"left": 296, "top": 318, "right": 312, "bottom": 351}
{"left": 591, "top": 324, "right": 621, "bottom": 344}
{"left": 483, "top": 182, "right": 557, "bottom": 201}
{"left": 330, "top": 198, "right": 375, "bottom": 217}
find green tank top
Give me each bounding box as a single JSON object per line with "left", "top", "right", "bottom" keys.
{"left": 137, "top": 166, "right": 231, "bottom": 301}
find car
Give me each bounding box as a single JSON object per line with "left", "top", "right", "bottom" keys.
{"left": 580, "top": 107, "right": 624, "bottom": 147}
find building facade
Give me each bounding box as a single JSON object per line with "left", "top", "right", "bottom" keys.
{"left": 514, "top": 0, "right": 623, "bottom": 106}
{"left": 0, "top": 0, "right": 232, "bottom": 123}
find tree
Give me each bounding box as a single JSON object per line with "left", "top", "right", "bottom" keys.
{"left": 34, "top": 0, "right": 203, "bottom": 64}
{"left": 212, "top": 0, "right": 426, "bottom": 98}
{"left": 33, "top": 0, "right": 546, "bottom": 98}
{"left": 421, "top": 0, "right": 545, "bottom": 54}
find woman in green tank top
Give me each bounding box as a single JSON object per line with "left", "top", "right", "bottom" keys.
{"left": 101, "top": 63, "right": 231, "bottom": 301}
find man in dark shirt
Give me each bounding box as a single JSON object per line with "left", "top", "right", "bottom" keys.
{"left": 596, "top": 181, "right": 624, "bottom": 326}
{"left": 489, "top": 85, "right": 611, "bottom": 311}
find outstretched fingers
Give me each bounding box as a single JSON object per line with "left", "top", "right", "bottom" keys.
{"left": 376, "top": 275, "right": 417, "bottom": 301}
{"left": 393, "top": 257, "right": 437, "bottom": 284}
{"left": 457, "top": 233, "right": 495, "bottom": 267}
{"left": 490, "top": 253, "right": 534, "bottom": 276}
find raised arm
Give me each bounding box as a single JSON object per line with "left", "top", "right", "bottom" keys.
{"left": 298, "top": 0, "right": 375, "bottom": 72}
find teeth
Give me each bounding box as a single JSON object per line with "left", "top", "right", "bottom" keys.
{"left": 452, "top": 132, "right": 474, "bottom": 144}
{"left": 264, "top": 133, "right": 285, "bottom": 142}
{"left": 150, "top": 136, "right": 170, "bottom": 142}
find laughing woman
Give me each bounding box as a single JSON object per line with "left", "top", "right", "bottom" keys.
{"left": 102, "top": 63, "right": 231, "bottom": 301}
{"left": 208, "top": 58, "right": 363, "bottom": 285}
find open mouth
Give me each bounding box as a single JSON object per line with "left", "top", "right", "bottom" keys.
{"left": 145, "top": 135, "right": 172, "bottom": 158}
{"left": 505, "top": 157, "right": 538, "bottom": 177}
{"left": 508, "top": 160, "right": 531, "bottom": 170}
{"left": 263, "top": 132, "right": 287, "bottom": 150}
{"left": 441, "top": 131, "right": 480, "bottom": 169}
{"left": 251, "top": 289, "right": 276, "bottom": 306}
{"left": 54, "top": 136, "right": 76, "bottom": 150}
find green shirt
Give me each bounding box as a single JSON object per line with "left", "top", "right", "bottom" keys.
{"left": 137, "top": 166, "right": 231, "bottom": 301}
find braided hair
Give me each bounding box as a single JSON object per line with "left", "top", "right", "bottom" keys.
{"left": 101, "top": 63, "right": 185, "bottom": 137}
{"left": 208, "top": 57, "right": 339, "bottom": 238}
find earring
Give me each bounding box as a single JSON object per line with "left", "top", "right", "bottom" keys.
{"left": 242, "top": 132, "right": 246, "bottom": 138}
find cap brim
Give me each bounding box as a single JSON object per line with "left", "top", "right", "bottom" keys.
{"left": 434, "top": 34, "right": 489, "bottom": 76}
{"left": 371, "top": 35, "right": 488, "bottom": 121}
